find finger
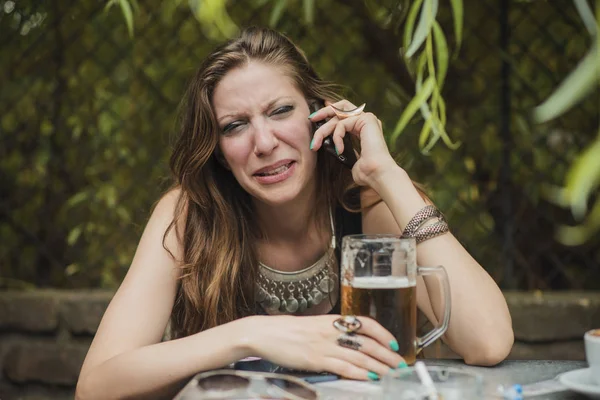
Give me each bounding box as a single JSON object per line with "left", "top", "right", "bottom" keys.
{"left": 335, "top": 112, "right": 383, "bottom": 137}
{"left": 311, "top": 116, "right": 340, "bottom": 151}
{"left": 308, "top": 104, "right": 330, "bottom": 122}
{"left": 346, "top": 333, "right": 405, "bottom": 370}
{"left": 353, "top": 317, "right": 402, "bottom": 355}
{"left": 333, "top": 341, "right": 392, "bottom": 377}
{"left": 331, "top": 120, "right": 347, "bottom": 155}
{"left": 321, "top": 357, "right": 372, "bottom": 381}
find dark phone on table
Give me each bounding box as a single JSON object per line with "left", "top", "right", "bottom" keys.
{"left": 311, "top": 101, "right": 357, "bottom": 169}
{"left": 233, "top": 358, "right": 339, "bottom": 384}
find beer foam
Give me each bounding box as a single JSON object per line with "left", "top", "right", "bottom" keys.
{"left": 351, "top": 276, "right": 414, "bottom": 289}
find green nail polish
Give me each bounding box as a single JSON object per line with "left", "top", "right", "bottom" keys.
{"left": 389, "top": 340, "right": 399, "bottom": 352}
{"left": 308, "top": 111, "right": 317, "bottom": 119}
{"left": 367, "top": 371, "right": 380, "bottom": 381}
{"left": 334, "top": 145, "right": 339, "bottom": 155}
{"left": 398, "top": 361, "right": 408, "bottom": 369}
{"left": 309, "top": 138, "right": 315, "bottom": 150}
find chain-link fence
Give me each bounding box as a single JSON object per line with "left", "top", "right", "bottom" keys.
{"left": 1, "top": 0, "right": 598, "bottom": 290}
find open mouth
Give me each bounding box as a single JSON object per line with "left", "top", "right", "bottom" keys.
{"left": 254, "top": 161, "right": 295, "bottom": 177}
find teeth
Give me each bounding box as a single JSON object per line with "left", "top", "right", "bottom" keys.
{"left": 258, "top": 163, "right": 291, "bottom": 176}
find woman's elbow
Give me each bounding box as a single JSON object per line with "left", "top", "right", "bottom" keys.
{"left": 75, "top": 380, "right": 88, "bottom": 400}
{"left": 75, "top": 373, "right": 95, "bottom": 400}
{"left": 465, "top": 332, "right": 514, "bottom": 366}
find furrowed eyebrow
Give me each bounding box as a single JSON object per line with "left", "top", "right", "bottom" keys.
{"left": 216, "top": 97, "right": 294, "bottom": 122}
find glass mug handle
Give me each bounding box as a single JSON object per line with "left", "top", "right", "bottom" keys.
{"left": 416, "top": 265, "right": 451, "bottom": 351}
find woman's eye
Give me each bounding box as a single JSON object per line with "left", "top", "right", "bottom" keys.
{"left": 222, "top": 122, "right": 244, "bottom": 134}
{"left": 272, "top": 105, "right": 294, "bottom": 115}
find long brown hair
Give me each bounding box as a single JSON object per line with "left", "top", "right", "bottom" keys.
{"left": 165, "top": 27, "right": 356, "bottom": 338}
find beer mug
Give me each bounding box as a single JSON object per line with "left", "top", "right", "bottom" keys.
{"left": 340, "top": 235, "right": 451, "bottom": 365}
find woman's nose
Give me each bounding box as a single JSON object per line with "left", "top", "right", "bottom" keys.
{"left": 253, "top": 121, "right": 279, "bottom": 156}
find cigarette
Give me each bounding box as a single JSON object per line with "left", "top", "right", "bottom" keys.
{"left": 414, "top": 361, "right": 440, "bottom": 400}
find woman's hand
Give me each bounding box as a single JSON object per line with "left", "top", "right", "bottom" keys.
{"left": 309, "top": 100, "right": 399, "bottom": 187}
{"left": 241, "top": 314, "right": 405, "bottom": 380}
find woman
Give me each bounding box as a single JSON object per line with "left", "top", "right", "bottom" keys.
{"left": 76, "top": 27, "right": 513, "bottom": 399}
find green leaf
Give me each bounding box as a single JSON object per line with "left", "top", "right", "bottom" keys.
{"left": 422, "top": 117, "right": 444, "bottom": 153}
{"left": 106, "top": 186, "right": 118, "bottom": 208}
{"left": 303, "top": 0, "right": 315, "bottom": 25}
{"left": 117, "top": 0, "right": 134, "bottom": 38}
{"left": 418, "top": 118, "right": 433, "bottom": 148}
{"left": 104, "top": 0, "right": 117, "bottom": 13}
{"left": 65, "top": 263, "right": 80, "bottom": 276}
{"left": 533, "top": 42, "right": 599, "bottom": 123}
{"left": 574, "top": 0, "right": 597, "bottom": 36}
{"left": 269, "top": 0, "right": 288, "bottom": 27}
{"left": 405, "top": 0, "right": 439, "bottom": 58}
{"left": 403, "top": 0, "right": 425, "bottom": 54}
{"left": 67, "top": 226, "right": 83, "bottom": 246}
{"left": 449, "top": 0, "right": 463, "bottom": 55}
{"left": 564, "top": 135, "right": 600, "bottom": 219}
{"left": 189, "top": 0, "right": 238, "bottom": 39}
{"left": 390, "top": 76, "right": 435, "bottom": 142}
{"left": 432, "top": 21, "right": 449, "bottom": 90}
{"left": 438, "top": 89, "right": 447, "bottom": 126}
{"left": 556, "top": 197, "right": 600, "bottom": 246}
{"left": 67, "top": 191, "right": 89, "bottom": 208}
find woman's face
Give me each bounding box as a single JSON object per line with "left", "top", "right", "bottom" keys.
{"left": 212, "top": 61, "right": 317, "bottom": 207}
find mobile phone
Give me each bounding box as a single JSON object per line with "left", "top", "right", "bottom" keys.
{"left": 311, "top": 101, "right": 357, "bottom": 169}
{"left": 233, "top": 358, "right": 340, "bottom": 384}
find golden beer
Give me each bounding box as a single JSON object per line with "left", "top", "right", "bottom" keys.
{"left": 341, "top": 276, "right": 417, "bottom": 365}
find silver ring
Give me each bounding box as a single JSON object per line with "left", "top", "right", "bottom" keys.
{"left": 333, "top": 315, "right": 362, "bottom": 333}
{"left": 331, "top": 103, "right": 366, "bottom": 120}
{"left": 337, "top": 332, "right": 363, "bottom": 350}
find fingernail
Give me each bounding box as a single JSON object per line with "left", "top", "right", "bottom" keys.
{"left": 389, "top": 340, "right": 399, "bottom": 352}
{"left": 308, "top": 111, "right": 317, "bottom": 119}
{"left": 398, "top": 361, "right": 408, "bottom": 369}
{"left": 367, "top": 371, "right": 380, "bottom": 381}
{"left": 334, "top": 145, "right": 339, "bottom": 155}
{"left": 309, "top": 137, "right": 315, "bottom": 150}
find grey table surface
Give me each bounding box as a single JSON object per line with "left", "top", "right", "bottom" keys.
{"left": 315, "top": 360, "right": 590, "bottom": 399}
{"left": 423, "top": 359, "right": 589, "bottom": 399}
{"left": 174, "top": 359, "right": 591, "bottom": 399}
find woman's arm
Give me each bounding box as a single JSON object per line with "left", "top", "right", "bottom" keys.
{"left": 309, "top": 101, "right": 513, "bottom": 366}
{"left": 77, "top": 319, "right": 254, "bottom": 400}
{"left": 76, "top": 190, "right": 253, "bottom": 400}
{"left": 76, "top": 189, "right": 405, "bottom": 399}
{"left": 362, "top": 166, "right": 514, "bottom": 366}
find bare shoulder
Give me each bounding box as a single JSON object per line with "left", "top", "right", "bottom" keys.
{"left": 148, "top": 187, "right": 187, "bottom": 261}
{"left": 79, "top": 187, "right": 187, "bottom": 379}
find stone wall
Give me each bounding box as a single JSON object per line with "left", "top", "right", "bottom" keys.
{"left": 1, "top": 290, "right": 598, "bottom": 400}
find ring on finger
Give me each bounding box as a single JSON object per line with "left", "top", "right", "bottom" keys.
{"left": 337, "top": 332, "right": 364, "bottom": 351}
{"left": 333, "top": 315, "right": 362, "bottom": 333}
{"left": 331, "top": 103, "right": 366, "bottom": 120}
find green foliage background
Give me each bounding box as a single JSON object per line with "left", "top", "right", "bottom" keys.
{"left": 1, "top": 0, "right": 599, "bottom": 290}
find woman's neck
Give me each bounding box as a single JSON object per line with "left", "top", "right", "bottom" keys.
{"left": 253, "top": 189, "right": 332, "bottom": 272}
{"left": 254, "top": 192, "right": 323, "bottom": 244}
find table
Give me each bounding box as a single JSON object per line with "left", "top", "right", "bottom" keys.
{"left": 174, "top": 359, "right": 590, "bottom": 399}
{"left": 315, "top": 360, "right": 589, "bottom": 399}
{"left": 425, "top": 360, "right": 588, "bottom": 399}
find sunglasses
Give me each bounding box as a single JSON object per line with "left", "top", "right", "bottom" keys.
{"left": 175, "top": 369, "right": 320, "bottom": 400}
